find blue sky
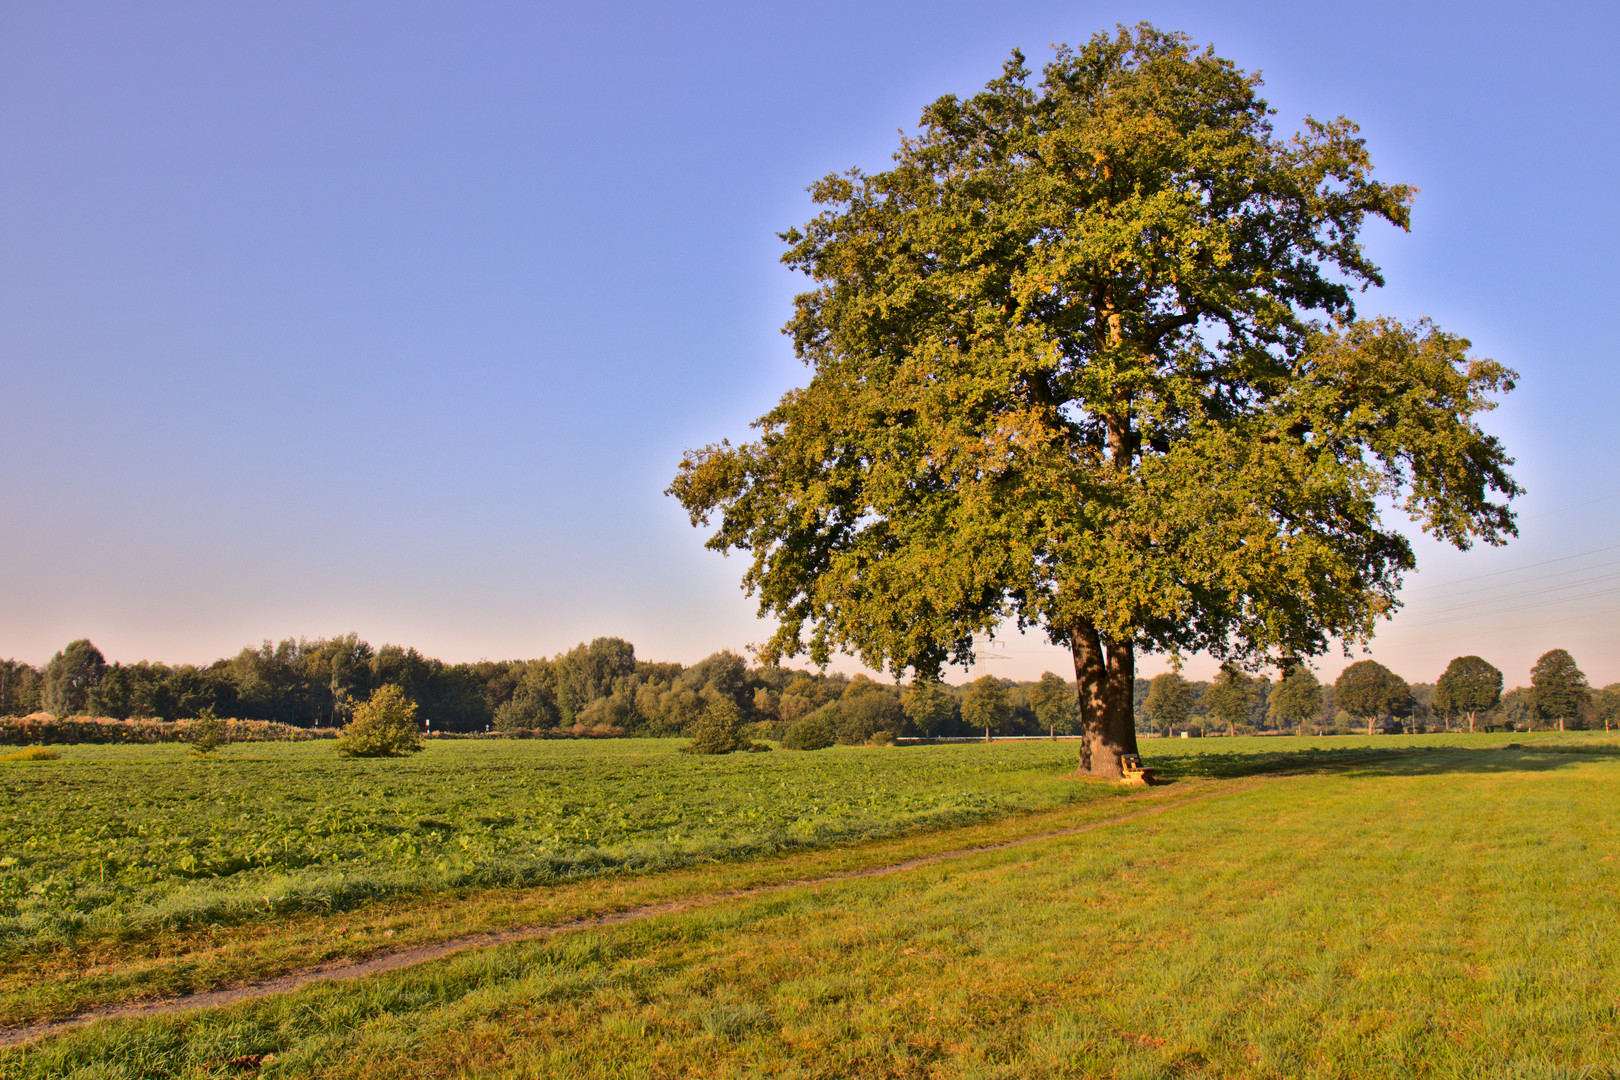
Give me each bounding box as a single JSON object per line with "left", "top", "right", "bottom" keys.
{"left": 2, "top": 0, "right": 1616, "bottom": 688}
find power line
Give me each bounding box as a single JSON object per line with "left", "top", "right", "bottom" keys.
{"left": 1401, "top": 543, "right": 1620, "bottom": 594}
{"left": 1399, "top": 568, "right": 1620, "bottom": 619}
{"left": 1397, "top": 582, "right": 1620, "bottom": 628}
{"left": 1521, "top": 491, "right": 1620, "bottom": 521}
{"left": 1383, "top": 607, "right": 1617, "bottom": 646}
{"left": 1404, "top": 557, "right": 1620, "bottom": 606}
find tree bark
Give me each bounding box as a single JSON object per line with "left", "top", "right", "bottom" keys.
{"left": 1071, "top": 621, "right": 1139, "bottom": 778}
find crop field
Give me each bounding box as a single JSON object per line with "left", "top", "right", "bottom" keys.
{"left": 6, "top": 732, "right": 1615, "bottom": 1078}
{"left": 2, "top": 732, "right": 1541, "bottom": 953}
{"left": 1, "top": 738, "right": 1132, "bottom": 950}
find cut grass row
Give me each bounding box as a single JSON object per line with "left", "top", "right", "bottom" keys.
{"left": 8, "top": 738, "right": 1620, "bottom": 1077}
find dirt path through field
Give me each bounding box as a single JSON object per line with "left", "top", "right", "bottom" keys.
{"left": 1, "top": 779, "right": 1259, "bottom": 1049}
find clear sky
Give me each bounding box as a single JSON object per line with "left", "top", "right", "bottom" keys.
{"left": 2, "top": 0, "right": 1616, "bottom": 689}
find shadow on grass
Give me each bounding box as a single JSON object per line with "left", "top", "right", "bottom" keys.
{"left": 1143, "top": 742, "right": 1620, "bottom": 782}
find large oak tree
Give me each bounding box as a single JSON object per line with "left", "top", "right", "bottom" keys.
{"left": 670, "top": 25, "right": 1519, "bottom": 776}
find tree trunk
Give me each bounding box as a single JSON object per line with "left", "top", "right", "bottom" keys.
{"left": 1071, "top": 621, "right": 1138, "bottom": 778}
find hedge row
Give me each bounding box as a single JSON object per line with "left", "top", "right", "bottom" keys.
{"left": 0, "top": 715, "right": 335, "bottom": 746}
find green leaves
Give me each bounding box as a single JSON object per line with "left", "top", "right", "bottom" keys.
{"left": 336, "top": 685, "right": 421, "bottom": 758}
{"left": 671, "top": 25, "right": 1517, "bottom": 687}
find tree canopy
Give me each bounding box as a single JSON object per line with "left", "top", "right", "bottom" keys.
{"left": 1334, "top": 660, "right": 1411, "bottom": 731}
{"left": 961, "top": 676, "right": 1012, "bottom": 735}
{"left": 673, "top": 24, "right": 1519, "bottom": 774}
{"left": 1529, "top": 649, "right": 1588, "bottom": 729}
{"left": 1029, "top": 672, "right": 1079, "bottom": 734}
{"left": 41, "top": 639, "right": 107, "bottom": 718}
{"left": 1143, "top": 671, "right": 1192, "bottom": 734}
{"left": 1267, "top": 663, "right": 1323, "bottom": 733}
{"left": 1434, "top": 655, "right": 1502, "bottom": 732}
{"left": 1203, "top": 665, "right": 1257, "bottom": 736}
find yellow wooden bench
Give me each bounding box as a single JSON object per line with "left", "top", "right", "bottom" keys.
{"left": 1120, "top": 754, "right": 1156, "bottom": 786}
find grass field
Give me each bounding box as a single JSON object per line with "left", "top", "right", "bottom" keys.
{"left": 1, "top": 738, "right": 1131, "bottom": 948}
{"left": 5, "top": 732, "right": 1617, "bottom": 1077}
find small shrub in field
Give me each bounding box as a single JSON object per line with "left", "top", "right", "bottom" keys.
{"left": 188, "top": 708, "right": 229, "bottom": 756}
{"left": 781, "top": 712, "right": 834, "bottom": 750}
{"left": 2, "top": 746, "right": 57, "bottom": 762}
{"left": 337, "top": 685, "right": 422, "bottom": 758}
{"left": 684, "top": 699, "right": 768, "bottom": 755}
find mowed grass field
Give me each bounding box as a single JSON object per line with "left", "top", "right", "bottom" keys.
{"left": 5, "top": 733, "right": 1618, "bottom": 1077}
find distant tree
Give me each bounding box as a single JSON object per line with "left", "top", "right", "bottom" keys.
{"left": 1130, "top": 676, "right": 1152, "bottom": 730}
{"left": 1434, "top": 655, "right": 1502, "bottom": 732}
{"left": 1530, "top": 649, "right": 1589, "bottom": 731}
{"left": 1334, "top": 660, "right": 1411, "bottom": 734}
{"left": 1143, "top": 672, "right": 1192, "bottom": 735}
{"left": 902, "top": 679, "right": 956, "bottom": 737}
{"left": 92, "top": 661, "right": 181, "bottom": 720}
{"left": 961, "top": 676, "right": 1012, "bottom": 736}
{"left": 493, "top": 660, "right": 561, "bottom": 732}
{"left": 775, "top": 690, "right": 815, "bottom": 725}
{"left": 1594, "top": 684, "right": 1620, "bottom": 733}
{"left": 228, "top": 638, "right": 310, "bottom": 724}
{"left": 1268, "top": 662, "right": 1324, "bottom": 734}
{"left": 1406, "top": 682, "right": 1436, "bottom": 729}
{"left": 1203, "top": 664, "right": 1255, "bottom": 736}
{"left": 1317, "top": 684, "right": 1335, "bottom": 729}
{"left": 677, "top": 649, "right": 750, "bottom": 710}
{"left": 41, "top": 640, "right": 108, "bottom": 717}
{"left": 306, "top": 633, "right": 375, "bottom": 726}
{"left": 575, "top": 688, "right": 638, "bottom": 734}
{"left": 784, "top": 673, "right": 840, "bottom": 709}
{"left": 1029, "top": 672, "right": 1078, "bottom": 735}
{"left": 336, "top": 684, "right": 422, "bottom": 757}
{"left": 1496, "top": 686, "right": 1534, "bottom": 729}
{"left": 833, "top": 690, "right": 906, "bottom": 743}
{"left": 1246, "top": 676, "right": 1273, "bottom": 730}
{"left": 161, "top": 664, "right": 238, "bottom": 720}
{"left": 88, "top": 663, "right": 140, "bottom": 720}
{"left": 0, "top": 660, "right": 42, "bottom": 716}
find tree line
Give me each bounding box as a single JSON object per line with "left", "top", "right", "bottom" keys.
{"left": 1136, "top": 649, "right": 1619, "bottom": 736}
{"left": 0, "top": 636, "right": 1076, "bottom": 741}
{"left": 5, "top": 637, "right": 1611, "bottom": 742}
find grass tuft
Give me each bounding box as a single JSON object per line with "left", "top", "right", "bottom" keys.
{"left": 1, "top": 746, "right": 58, "bottom": 762}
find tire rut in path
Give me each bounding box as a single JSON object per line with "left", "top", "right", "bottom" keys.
{"left": 1, "top": 780, "right": 1253, "bottom": 1049}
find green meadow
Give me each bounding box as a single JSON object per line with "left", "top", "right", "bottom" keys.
{"left": 1, "top": 739, "right": 1124, "bottom": 949}
{"left": 5, "top": 733, "right": 1617, "bottom": 1077}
